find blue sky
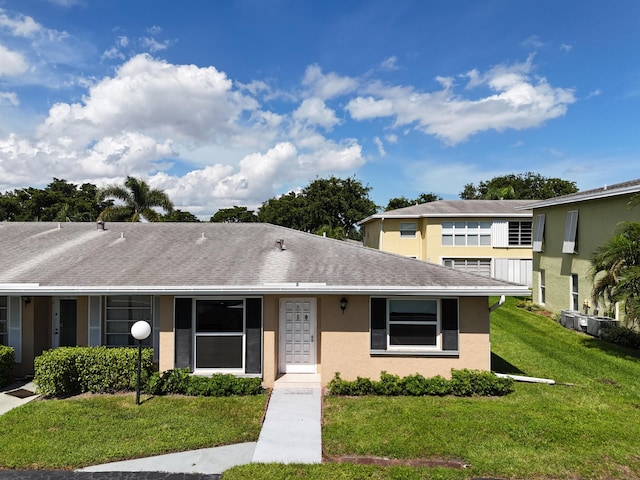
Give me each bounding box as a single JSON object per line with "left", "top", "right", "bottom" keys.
{"left": 0, "top": 0, "right": 639, "bottom": 218}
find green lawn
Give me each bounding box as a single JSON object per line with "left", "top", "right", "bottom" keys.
{"left": 3, "top": 297, "right": 640, "bottom": 479}
{"left": 0, "top": 394, "right": 266, "bottom": 470}
{"left": 230, "top": 297, "right": 640, "bottom": 480}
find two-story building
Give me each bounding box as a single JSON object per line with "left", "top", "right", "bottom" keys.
{"left": 518, "top": 179, "right": 640, "bottom": 319}
{"left": 358, "top": 200, "right": 533, "bottom": 286}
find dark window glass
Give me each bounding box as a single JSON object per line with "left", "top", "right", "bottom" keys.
{"left": 196, "top": 336, "right": 243, "bottom": 368}
{"left": 196, "top": 300, "right": 243, "bottom": 332}
{"left": 389, "top": 324, "right": 437, "bottom": 346}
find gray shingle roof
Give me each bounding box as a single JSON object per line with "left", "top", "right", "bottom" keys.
{"left": 358, "top": 200, "right": 532, "bottom": 224}
{"left": 0, "top": 222, "right": 529, "bottom": 296}
{"left": 517, "top": 178, "right": 640, "bottom": 210}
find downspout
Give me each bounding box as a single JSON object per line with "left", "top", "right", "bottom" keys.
{"left": 489, "top": 295, "right": 506, "bottom": 312}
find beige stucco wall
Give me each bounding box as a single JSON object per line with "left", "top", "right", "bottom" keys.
{"left": 158, "top": 296, "right": 174, "bottom": 372}
{"left": 532, "top": 195, "right": 640, "bottom": 318}
{"left": 320, "top": 295, "right": 490, "bottom": 383}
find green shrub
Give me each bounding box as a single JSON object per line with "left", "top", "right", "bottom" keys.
{"left": 34, "top": 347, "right": 154, "bottom": 397}
{"left": 327, "top": 369, "right": 513, "bottom": 397}
{"left": 146, "top": 369, "right": 264, "bottom": 397}
{"left": 0, "top": 345, "right": 15, "bottom": 388}
{"left": 600, "top": 325, "right": 640, "bottom": 349}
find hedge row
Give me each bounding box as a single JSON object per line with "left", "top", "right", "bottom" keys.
{"left": 146, "top": 368, "right": 264, "bottom": 396}
{"left": 0, "top": 345, "right": 15, "bottom": 388}
{"left": 600, "top": 325, "right": 640, "bottom": 349}
{"left": 327, "top": 369, "right": 515, "bottom": 397}
{"left": 34, "top": 346, "right": 154, "bottom": 397}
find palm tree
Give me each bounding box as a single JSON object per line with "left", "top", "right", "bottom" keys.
{"left": 589, "top": 222, "right": 640, "bottom": 325}
{"left": 96, "top": 177, "right": 174, "bottom": 222}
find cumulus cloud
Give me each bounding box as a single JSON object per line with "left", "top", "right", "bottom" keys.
{"left": 0, "top": 44, "right": 28, "bottom": 76}
{"left": 0, "top": 91, "right": 19, "bottom": 105}
{"left": 346, "top": 56, "right": 575, "bottom": 144}
{"left": 293, "top": 98, "right": 339, "bottom": 130}
{"left": 0, "top": 10, "right": 41, "bottom": 37}
{"left": 302, "top": 64, "right": 358, "bottom": 99}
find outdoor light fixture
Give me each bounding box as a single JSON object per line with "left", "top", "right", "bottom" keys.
{"left": 340, "top": 297, "right": 348, "bottom": 314}
{"left": 22, "top": 296, "right": 31, "bottom": 305}
{"left": 131, "top": 320, "right": 152, "bottom": 406}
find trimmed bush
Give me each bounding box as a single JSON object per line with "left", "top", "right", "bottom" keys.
{"left": 600, "top": 325, "right": 640, "bottom": 349}
{"left": 327, "top": 369, "right": 514, "bottom": 397}
{"left": 34, "top": 346, "right": 154, "bottom": 397}
{"left": 0, "top": 345, "right": 15, "bottom": 388}
{"left": 146, "top": 369, "right": 264, "bottom": 397}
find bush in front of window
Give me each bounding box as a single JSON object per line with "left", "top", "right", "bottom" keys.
{"left": 34, "top": 347, "right": 154, "bottom": 397}
{"left": 327, "top": 369, "right": 514, "bottom": 397}
{"left": 0, "top": 345, "right": 15, "bottom": 388}
{"left": 146, "top": 368, "right": 264, "bottom": 397}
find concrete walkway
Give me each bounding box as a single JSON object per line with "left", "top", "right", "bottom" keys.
{"left": 0, "top": 374, "right": 324, "bottom": 475}
{"left": 252, "top": 374, "right": 323, "bottom": 464}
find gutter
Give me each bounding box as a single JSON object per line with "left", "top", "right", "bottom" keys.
{"left": 489, "top": 295, "right": 506, "bottom": 312}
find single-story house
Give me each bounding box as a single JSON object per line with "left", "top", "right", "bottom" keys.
{"left": 358, "top": 200, "right": 534, "bottom": 286}
{"left": 0, "top": 222, "right": 529, "bottom": 387}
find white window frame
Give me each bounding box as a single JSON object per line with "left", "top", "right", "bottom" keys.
{"left": 104, "top": 295, "right": 153, "bottom": 347}
{"left": 508, "top": 220, "right": 532, "bottom": 247}
{"left": 0, "top": 296, "right": 7, "bottom": 346}
{"left": 571, "top": 274, "right": 579, "bottom": 310}
{"left": 193, "top": 297, "right": 246, "bottom": 374}
{"left": 387, "top": 298, "right": 440, "bottom": 351}
{"left": 562, "top": 210, "right": 579, "bottom": 254}
{"left": 399, "top": 222, "right": 417, "bottom": 238}
{"left": 533, "top": 214, "right": 545, "bottom": 252}
{"left": 442, "top": 221, "right": 491, "bottom": 246}
{"left": 539, "top": 269, "right": 546, "bottom": 305}
{"left": 443, "top": 258, "right": 492, "bottom": 277}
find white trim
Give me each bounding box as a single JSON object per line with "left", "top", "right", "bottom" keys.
{"left": 8, "top": 296, "right": 21, "bottom": 363}
{"left": 491, "top": 220, "right": 508, "bottom": 248}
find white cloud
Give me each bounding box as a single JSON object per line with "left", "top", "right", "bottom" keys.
{"left": 373, "top": 136, "right": 386, "bottom": 156}
{"left": 560, "top": 43, "right": 572, "bottom": 52}
{"left": 346, "top": 56, "right": 575, "bottom": 145}
{"left": 381, "top": 56, "right": 399, "bottom": 71}
{"left": 293, "top": 98, "right": 339, "bottom": 130}
{"left": 0, "top": 10, "right": 41, "bottom": 37}
{"left": 0, "top": 91, "right": 19, "bottom": 106}
{"left": 302, "top": 64, "right": 358, "bottom": 99}
{"left": 0, "top": 44, "right": 28, "bottom": 76}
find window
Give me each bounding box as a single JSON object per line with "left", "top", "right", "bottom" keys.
{"left": 443, "top": 258, "right": 492, "bottom": 277}
{"left": 508, "top": 221, "right": 532, "bottom": 246}
{"left": 571, "top": 274, "right": 579, "bottom": 310}
{"left": 563, "top": 210, "right": 579, "bottom": 254}
{"left": 533, "top": 214, "right": 545, "bottom": 252}
{"left": 399, "top": 222, "right": 417, "bottom": 238}
{"left": 105, "top": 296, "right": 152, "bottom": 347}
{"left": 0, "top": 296, "right": 7, "bottom": 346}
{"left": 540, "top": 270, "right": 546, "bottom": 305}
{"left": 195, "top": 299, "right": 245, "bottom": 370}
{"left": 371, "top": 297, "right": 459, "bottom": 353}
{"left": 442, "top": 221, "right": 491, "bottom": 246}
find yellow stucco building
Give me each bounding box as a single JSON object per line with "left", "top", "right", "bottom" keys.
{"left": 359, "top": 200, "right": 534, "bottom": 286}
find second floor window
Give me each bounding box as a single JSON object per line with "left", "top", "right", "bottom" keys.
{"left": 400, "top": 222, "right": 417, "bottom": 238}
{"left": 508, "top": 221, "right": 532, "bottom": 246}
{"left": 442, "top": 221, "right": 491, "bottom": 246}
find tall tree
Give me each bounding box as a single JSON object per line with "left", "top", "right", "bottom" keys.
{"left": 258, "top": 176, "right": 377, "bottom": 240}
{"left": 590, "top": 222, "right": 640, "bottom": 324}
{"left": 96, "top": 177, "right": 174, "bottom": 222}
{"left": 210, "top": 206, "right": 258, "bottom": 223}
{"left": 385, "top": 192, "right": 442, "bottom": 211}
{"left": 460, "top": 172, "right": 578, "bottom": 200}
{"left": 163, "top": 209, "right": 201, "bottom": 222}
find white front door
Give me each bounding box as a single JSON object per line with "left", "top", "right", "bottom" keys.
{"left": 279, "top": 298, "right": 317, "bottom": 374}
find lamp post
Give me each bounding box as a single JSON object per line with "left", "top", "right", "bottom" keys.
{"left": 131, "top": 320, "right": 151, "bottom": 406}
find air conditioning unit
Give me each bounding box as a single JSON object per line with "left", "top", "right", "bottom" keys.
{"left": 586, "top": 316, "right": 618, "bottom": 338}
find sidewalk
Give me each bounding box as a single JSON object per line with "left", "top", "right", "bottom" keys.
{"left": 0, "top": 374, "right": 324, "bottom": 476}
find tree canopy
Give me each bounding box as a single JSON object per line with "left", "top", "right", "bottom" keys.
{"left": 211, "top": 206, "right": 258, "bottom": 223}
{"left": 97, "top": 177, "right": 174, "bottom": 222}
{"left": 384, "top": 193, "right": 442, "bottom": 211}
{"left": 257, "top": 176, "right": 377, "bottom": 239}
{"left": 460, "top": 172, "right": 578, "bottom": 200}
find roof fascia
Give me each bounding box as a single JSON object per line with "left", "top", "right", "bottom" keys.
{"left": 517, "top": 185, "right": 640, "bottom": 210}
{"left": 1, "top": 284, "right": 531, "bottom": 297}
